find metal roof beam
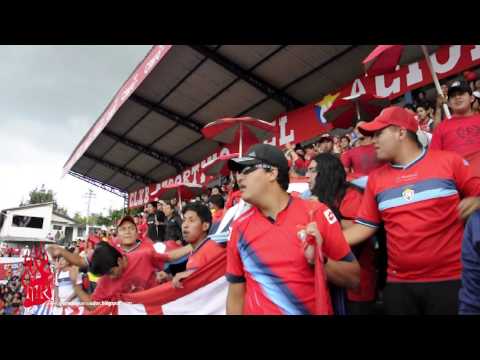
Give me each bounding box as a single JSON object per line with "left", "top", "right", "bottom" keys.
{"left": 189, "top": 45, "right": 304, "bottom": 111}
{"left": 129, "top": 94, "right": 203, "bottom": 134}
{"left": 83, "top": 153, "right": 155, "bottom": 186}
{"left": 102, "top": 129, "right": 186, "bottom": 172}
{"left": 68, "top": 171, "right": 127, "bottom": 198}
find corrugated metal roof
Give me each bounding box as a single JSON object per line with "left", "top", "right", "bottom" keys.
{"left": 64, "top": 45, "right": 431, "bottom": 196}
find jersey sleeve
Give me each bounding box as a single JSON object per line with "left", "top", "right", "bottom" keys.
{"left": 315, "top": 205, "right": 352, "bottom": 261}
{"left": 149, "top": 248, "right": 169, "bottom": 270}
{"left": 340, "top": 150, "right": 352, "bottom": 169}
{"left": 449, "top": 153, "right": 480, "bottom": 197}
{"left": 429, "top": 123, "right": 444, "bottom": 150}
{"left": 355, "top": 174, "right": 381, "bottom": 228}
{"left": 339, "top": 188, "right": 363, "bottom": 220}
{"left": 225, "top": 224, "right": 245, "bottom": 283}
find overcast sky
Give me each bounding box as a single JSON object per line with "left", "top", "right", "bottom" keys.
{"left": 0, "top": 45, "right": 152, "bottom": 218}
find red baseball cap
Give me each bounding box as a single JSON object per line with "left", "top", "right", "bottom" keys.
{"left": 117, "top": 215, "right": 137, "bottom": 228}
{"left": 358, "top": 106, "right": 419, "bottom": 136}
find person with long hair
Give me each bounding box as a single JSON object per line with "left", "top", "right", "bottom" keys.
{"left": 307, "top": 153, "right": 377, "bottom": 315}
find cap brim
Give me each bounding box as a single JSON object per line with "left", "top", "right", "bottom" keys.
{"left": 227, "top": 157, "right": 261, "bottom": 171}
{"left": 358, "top": 120, "right": 389, "bottom": 136}
{"left": 448, "top": 87, "right": 472, "bottom": 97}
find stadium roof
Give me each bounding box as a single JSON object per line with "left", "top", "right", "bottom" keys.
{"left": 63, "top": 45, "right": 434, "bottom": 196}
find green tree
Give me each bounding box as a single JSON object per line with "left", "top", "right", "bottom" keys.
{"left": 25, "top": 185, "right": 70, "bottom": 217}
{"left": 73, "top": 212, "right": 86, "bottom": 225}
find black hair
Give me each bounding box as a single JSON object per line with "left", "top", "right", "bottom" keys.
{"left": 304, "top": 144, "right": 314, "bottom": 150}
{"left": 209, "top": 194, "right": 225, "bottom": 209}
{"left": 164, "top": 202, "right": 174, "bottom": 210}
{"left": 182, "top": 202, "right": 212, "bottom": 232}
{"left": 89, "top": 242, "right": 123, "bottom": 276}
{"left": 276, "top": 167, "right": 290, "bottom": 192}
{"left": 406, "top": 130, "right": 423, "bottom": 148}
{"left": 340, "top": 135, "right": 350, "bottom": 142}
{"left": 310, "top": 153, "right": 349, "bottom": 220}
{"left": 317, "top": 137, "right": 333, "bottom": 144}
{"left": 148, "top": 201, "right": 158, "bottom": 208}
{"left": 403, "top": 103, "right": 416, "bottom": 111}
{"left": 415, "top": 101, "right": 433, "bottom": 111}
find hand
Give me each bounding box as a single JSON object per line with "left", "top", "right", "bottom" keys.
{"left": 458, "top": 197, "right": 480, "bottom": 220}
{"left": 156, "top": 271, "right": 171, "bottom": 284}
{"left": 306, "top": 222, "right": 323, "bottom": 247}
{"left": 285, "top": 142, "right": 294, "bottom": 150}
{"left": 69, "top": 266, "right": 79, "bottom": 283}
{"left": 436, "top": 93, "right": 447, "bottom": 107}
{"left": 171, "top": 271, "right": 193, "bottom": 289}
{"left": 304, "top": 244, "right": 315, "bottom": 265}
{"left": 175, "top": 240, "right": 183, "bottom": 246}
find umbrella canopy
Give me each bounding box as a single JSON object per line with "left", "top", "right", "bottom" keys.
{"left": 203, "top": 153, "right": 239, "bottom": 177}
{"left": 362, "top": 45, "right": 451, "bottom": 118}
{"left": 202, "top": 116, "right": 277, "bottom": 157}
{"left": 156, "top": 182, "right": 204, "bottom": 205}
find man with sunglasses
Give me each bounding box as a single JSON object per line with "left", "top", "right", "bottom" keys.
{"left": 225, "top": 144, "right": 359, "bottom": 315}
{"left": 343, "top": 106, "right": 480, "bottom": 315}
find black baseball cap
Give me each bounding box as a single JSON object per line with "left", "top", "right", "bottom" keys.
{"left": 228, "top": 144, "right": 289, "bottom": 174}
{"left": 448, "top": 80, "right": 472, "bottom": 97}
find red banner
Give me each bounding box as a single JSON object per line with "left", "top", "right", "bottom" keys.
{"left": 128, "top": 45, "right": 480, "bottom": 208}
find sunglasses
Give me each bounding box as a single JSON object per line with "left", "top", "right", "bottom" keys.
{"left": 236, "top": 163, "right": 274, "bottom": 175}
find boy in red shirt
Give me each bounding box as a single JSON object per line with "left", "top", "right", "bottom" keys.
{"left": 170, "top": 202, "right": 225, "bottom": 289}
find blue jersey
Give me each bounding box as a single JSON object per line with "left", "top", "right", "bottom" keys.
{"left": 459, "top": 211, "right": 480, "bottom": 314}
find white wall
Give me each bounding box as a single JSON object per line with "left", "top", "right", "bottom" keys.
{"left": 0, "top": 204, "right": 53, "bottom": 239}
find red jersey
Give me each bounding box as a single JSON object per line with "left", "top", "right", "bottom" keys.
{"left": 340, "top": 187, "right": 376, "bottom": 302}
{"left": 356, "top": 148, "right": 480, "bottom": 283}
{"left": 294, "top": 158, "right": 310, "bottom": 170}
{"left": 186, "top": 239, "right": 225, "bottom": 271}
{"left": 91, "top": 246, "right": 166, "bottom": 302}
{"left": 430, "top": 114, "right": 480, "bottom": 177}
{"left": 341, "top": 144, "right": 385, "bottom": 175}
{"left": 226, "top": 196, "right": 352, "bottom": 315}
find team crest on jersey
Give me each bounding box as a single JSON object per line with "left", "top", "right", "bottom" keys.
{"left": 323, "top": 209, "right": 337, "bottom": 225}
{"left": 402, "top": 188, "right": 415, "bottom": 201}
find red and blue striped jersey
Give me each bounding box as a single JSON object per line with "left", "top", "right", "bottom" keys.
{"left": 356, "top": 148, "right": 480, "bottom": 282}
{"left": 226, "top": 196, "right": 352, "bottom": 315}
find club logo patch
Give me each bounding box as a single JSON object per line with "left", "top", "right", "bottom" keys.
{"left": 402, "top": 188, "right": 415, "bottom": 201}
{"left": 323, "top": 209, "right": 337, "bottom": 225}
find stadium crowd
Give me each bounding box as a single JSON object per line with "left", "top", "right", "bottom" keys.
{"left": 7, "top": 70, "right": 480, "bottom": 316}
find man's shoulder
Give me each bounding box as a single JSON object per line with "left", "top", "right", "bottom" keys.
{"left": 426, "top": 148, "right": 467, "bottom": 164}
{"left": 231, "top": 207, "right": 256, "bottom": 229}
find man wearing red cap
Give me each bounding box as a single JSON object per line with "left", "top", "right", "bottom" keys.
{"left": 431, "top": 80, "right": 480, "bottom": 181}
{"left": 342, "top": 106, "right": 480, "bottom": 315}
{"left": 47, "top": 216, "right": 192, "bottom": 310}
